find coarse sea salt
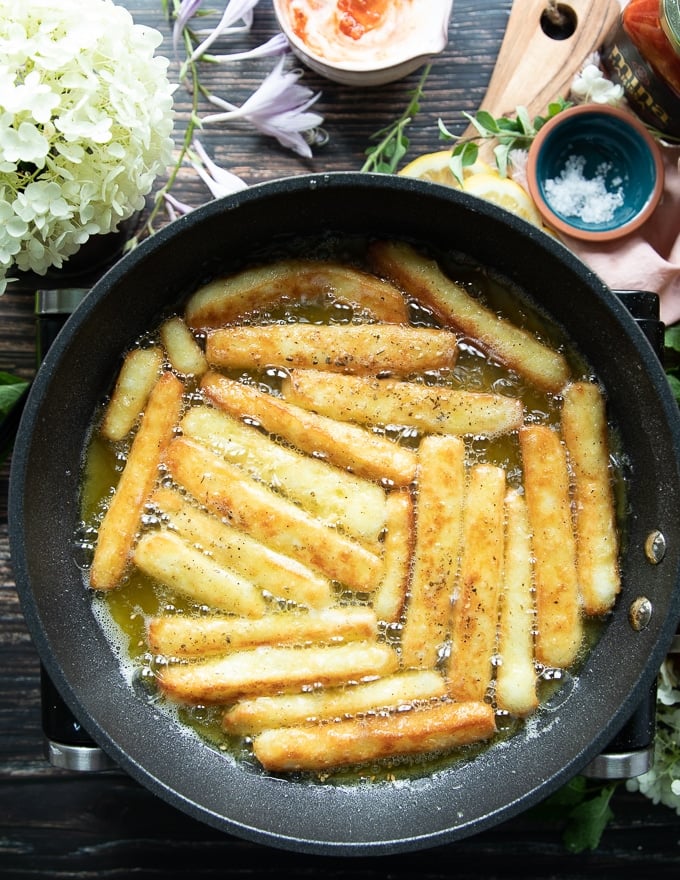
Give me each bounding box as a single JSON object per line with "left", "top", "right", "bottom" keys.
{"left": 544, "top": 154, "right": 625, "bottom": 224}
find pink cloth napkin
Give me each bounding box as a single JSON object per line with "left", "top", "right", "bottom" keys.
{"left": 562, "top": 146, "right": 680, "bottom": 326}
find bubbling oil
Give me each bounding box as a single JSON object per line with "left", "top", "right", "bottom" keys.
{"left": 77, "top": 237, "right": 622, "bottom": 783}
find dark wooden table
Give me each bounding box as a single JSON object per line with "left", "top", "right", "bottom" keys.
{"left": 2, "top": 1, "right": 679, "bottom": 876}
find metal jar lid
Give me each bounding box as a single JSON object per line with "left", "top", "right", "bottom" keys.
{"left": 662, "top": 0, "right": 680, "bottom": 57}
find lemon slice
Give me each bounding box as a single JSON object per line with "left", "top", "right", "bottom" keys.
{"left": 399, "top": 150, "right": 492, "bottom": 187}
{"left": 462, "top": 171, "right": 544, "bottom": 227}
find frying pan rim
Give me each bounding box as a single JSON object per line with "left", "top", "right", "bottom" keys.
{"left": 9, "top": 172, "right": 680, "bottom": 855}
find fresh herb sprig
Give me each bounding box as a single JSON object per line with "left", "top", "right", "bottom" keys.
{"left": 438, "top": 98, "right": 572, "bottom": 184}
{"left": 361, "top": 64, "right": 431, "bottom": 174}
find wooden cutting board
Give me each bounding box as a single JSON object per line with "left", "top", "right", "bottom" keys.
{"left": 464, "top": 0, "right": 621, "bottom": 156}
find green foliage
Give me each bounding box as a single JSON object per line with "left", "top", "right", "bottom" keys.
{"left": 530, "top": 776, "right": 619, "bottom": 853}
{"left": 438, "top": 98, "right": 572, "bottom": 184}
{"left": 0, "top": 371, "right": 29, "bottom": 421}
{"left": 664, "top": 325, "right": 680, "bottom": 405}
{"left": 0, "top": 371, "right": 30, "bottom": 462}
{"left": 361, "top": 65, "right": 431, "bottom": 174}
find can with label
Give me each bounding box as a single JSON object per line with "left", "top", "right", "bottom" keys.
{"left": 601, "top": 0, "right": 680, "bottom": 137}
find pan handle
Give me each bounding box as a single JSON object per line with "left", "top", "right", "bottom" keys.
{"left": 35, "top": 289, "right": 116, "bottom": 772}
{"left": 582, "top": 289, "right": 665, "bottom": 781}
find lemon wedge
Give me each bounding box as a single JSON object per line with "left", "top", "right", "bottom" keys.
{"left": 399, "top": 151, "right": 544, "bottom": 228}
{"left": 398, "top": 150, "right": 493, "bottom": 187}
{"left": 462, "top": 171, "right": 544, "bottom": 228}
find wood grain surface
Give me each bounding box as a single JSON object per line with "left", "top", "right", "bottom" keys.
{"left": 2, "top": 1, "right": 679, "bottom": 877}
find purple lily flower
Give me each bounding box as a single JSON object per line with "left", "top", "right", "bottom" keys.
{"left": 202, "top": 56, "right": 324, "bottom": 158}
{"left": 164, "top": 191, "right": 195, "bottom": 221}
{"left": 207, "top": 32, "right": 289, "bottom": 64}
{"left": 190, "top": 0, "right": 260, "bottom": 62}
{"left": 172, "top": 0, "right": 204, "bottom": 50}
{"left": 190, "top": 139, "right": 248, "bottom": 198}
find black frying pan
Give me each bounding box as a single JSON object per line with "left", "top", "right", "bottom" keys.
{"left": 9, "top": 173, "right": 680, "bottom": 855}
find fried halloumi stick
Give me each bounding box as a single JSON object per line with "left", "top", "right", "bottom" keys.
{"left": 200, "top": 372, "right": 418, "bottom": 486}
{"left": 134, "top": 530, "right": 266, "bottom": 617}
{"left": 158, "top": 641, "right": 399, "bottom": 704}
{"left": 400, "top": 436, "right": 466, "bottom": 669}
{"left": 369, "top": 240, "right": 571, "bottom": 394}
{"left": 223, "top": 669, "right": 447, "bottom": 734}
{"left": 150, "top": 486, "right": 334, "bottom": 608}
{"left": 90, "top": 370, "right": 184, "bottom": 590}
{"left": 372, "top": 490, "right": 414, "bottom": 624}
{"left": 520, "top": 425, "right": 583, "bottom": 668}
{"left": 282, "top": 370, "right": 523, "bottom": 437}
{"left": 251, "top": 700, "right": 497, "bottom": 773}
{"left": 99, "top": 346, "right": 164, "bottom": 442}
{"left": 448, "top": 464, "right": 506, "bottom": 702}
{"left": 164, "top": 436, "right": 384, "bottom": 590}
{"left": 180, "top": 405, "right": 387, "bottom": 544}
{"left": 495, "top": 490, "right": 538, "bottom": 717}
{"left": 148, "top": 606, "right": 378, "bottom": 658}
{"left": 159, "top": 315, "right": 208, "bottom": 377}
{"left": 561, "top": 382, "right": 620, "bottom": 615}
{"left": 206, "top": 323, "right": 457, "bottom": 375}
{"left": 184, "top": 259, "right": 410, "bottom": 329}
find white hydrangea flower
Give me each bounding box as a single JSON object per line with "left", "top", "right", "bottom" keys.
{"left": 0, "top": 0, "right": 175, "bottom": 294}
{"left": 626, "top": 660, "right": 680, "bottom": 815}
{"left": 571, "top": 63, "right": 624, "bottom": 106}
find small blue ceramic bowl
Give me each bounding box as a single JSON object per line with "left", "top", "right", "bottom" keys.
{"left": 526, "top": 104, "right": 664, "bottom": 242}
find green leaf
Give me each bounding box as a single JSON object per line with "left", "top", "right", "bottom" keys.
{"left": 0, "top": 372, "right": 30, "bottom": 420}
{"left": 468, "top": 110, "right": 499, "bottom": 137}
{"left": 665, "top": 325, "right": 680, "bottom": 353}
{"left": 515, "top": 105, "right": 533, "bottom": 136}
{"left": 449, "top": 142, "right": 479, "bottom": 186}
{"left": 496, "top": 116, "right": 523, "bottom": 134}
{"left": 437, "top": 118, "right": 456, "bottom": 141}
{"left": 666, "top": 372, "right": 680, "bottom": 404}
{"left": 562, "top": 783, "right": 617, "bottom": 853}
{"left": 527, "top": 776, "right": 619, "bottom": 852}
{"left": 493, "top": 142, "right": 511, "bottom": 178}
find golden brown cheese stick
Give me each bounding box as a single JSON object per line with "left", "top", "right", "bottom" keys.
{"left": 561, "top": 382, "right": 620, "bottom": 615}
{"left": 184, "top": 259, "right": 410, "bottom": 329}
{"left": 158, "top": 641, "right": 399, "bottom": 704}
{"left": 372, "top": 490, "right": 414, "bottom": 624}
{"left": 150, "top": 486, "right": 334, "bottom": 608}
{"left": 99, "top": 346, "right": 163, "bottom": 442}
{"left": 134, "top": 530, "right": 266, "bottom": 617}
{"left": 148, "top": 606, "right": 378, "bottom": 658}
{"left": 90, "top": 370, "right": 184, "bottom": 590}
{"left": 447, "top": 464, "right": 506, "bottom": 702}
{"left": 519, "top": 425, "right": 583, "bottom": 668}
{"left": 369, "top": 240, "right": 571, "bottom": 394}
{"left": 164, "top": 436, "right": 384, "bottom": 591}
{"left": 223, "top": 669, "right": 447, "bottom": 734}
{"left": 282, "top": 370, "right": 524, "bottom": 438}
{"left": 180, "top": 405, "right": 387, "bottom": 544}
{"left": 200, "top": 372, "right": 418, "bottom": 486}
{"left": 251, "top": 700, "right": 496, "bottom": 773}
{"left": 206, "top": 324, "right": 457, "bottom": 375}
{"left": 400, "top": 436, "right": 466, "bottom": 668}
{"left": 495, "top": 490, "right": 539, "bottom": 717}
{"left": 150, "top": 486, "right": 333, "bottom": 608}
{"left": 159, "top": 315, "right": 208, "bottom": 377}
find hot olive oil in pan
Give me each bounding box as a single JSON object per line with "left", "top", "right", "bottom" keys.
{"left": 77, "top": 239, "right": 623, "bottom": 783}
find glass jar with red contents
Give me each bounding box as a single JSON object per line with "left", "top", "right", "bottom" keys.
{"left": 601, "top": 0, "right": 680, "bottom": 137}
